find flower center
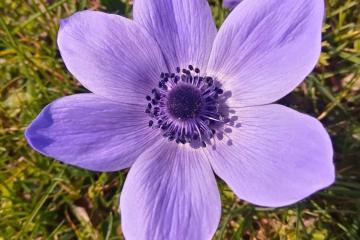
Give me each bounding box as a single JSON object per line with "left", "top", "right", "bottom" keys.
{"left": 145, "top": 65, "right": 228, "bottom": 147}
{"left": 167, "top": 85, "right": 202, "bottom": 120}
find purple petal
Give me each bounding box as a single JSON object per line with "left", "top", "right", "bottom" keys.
{"left": 25, "top": 94, "right": 158, "bottom": 172}
{"left": 207, "top": 104, "right": 334, "bottom": 207}
{"left": 223, "top": 0, "right": 242, "bottom": 9}
{"left": 120, "top": 142, "right": 221, "bottom": 239}
{"left": 133, "top": 0, "right": 217, "bottom": 71}
{"left": 58, "top": 10, "right": 167, "bottom": 103}
{"left": 208, "top": 0, "right": 324, "bottom": 107}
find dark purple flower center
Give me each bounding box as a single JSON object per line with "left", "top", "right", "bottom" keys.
{"left": 167, "top": 85, "right": 202, "bottom": 120}
{"left": 145, "top": 65, "right": 227, "bottom": 147}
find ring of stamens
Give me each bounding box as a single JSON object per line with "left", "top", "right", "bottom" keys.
{"left": 145, "top": 65, "right": 225, "bottom": 147}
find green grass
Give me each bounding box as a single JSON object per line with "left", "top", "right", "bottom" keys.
{"left": 0, "top": 0, "right": 359, "bottom": 239}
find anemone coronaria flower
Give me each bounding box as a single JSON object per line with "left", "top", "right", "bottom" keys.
{"left": 26, "top": 0, "right": 334, "bottom": 239}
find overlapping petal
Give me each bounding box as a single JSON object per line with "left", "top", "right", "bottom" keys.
{"left": 58, "top": 10, "right": 167, "bottom": 103}
{"left": 120, "top": 141, "right": 221, "bottom": 240}
{"left": 206, "top": 104, "right": 334, "bottom": 207}
{"left": 25, "top": 94, "right": 158, "bottom": 172}
{"left": 208, "top": 0, "right": 324, "bottom": 107}
{"left": 223, "top": 0, "right": 242, "bottom": 9}
{"left": 133, "top": 0, "right": 217, "bottom": 71}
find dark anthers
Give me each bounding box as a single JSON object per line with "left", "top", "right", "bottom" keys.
{"left": 145, "top": 65, "right": 228, "bottom": 147}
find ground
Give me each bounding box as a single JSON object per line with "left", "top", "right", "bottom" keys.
{"left": 0, "top": 0, "right": 359, "bottom": 239}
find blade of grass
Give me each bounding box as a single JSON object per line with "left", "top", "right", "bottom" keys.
{"left": 15, "top": 170, "right": 64, "bottom": 239}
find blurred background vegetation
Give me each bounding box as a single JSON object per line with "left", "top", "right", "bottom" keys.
{"left": 0, "top": 0, "right": 359, "bottom": 239}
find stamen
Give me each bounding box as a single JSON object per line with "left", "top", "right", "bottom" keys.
{"left": 144, "top": 65, "right": 230, "bottom": 147}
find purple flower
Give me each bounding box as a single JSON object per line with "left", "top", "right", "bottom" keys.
{"left": 223, "top": 0, "right": 243, "bottom": 9}
{"left": 25, "top": 0, "right": 335, "bottom": 239}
